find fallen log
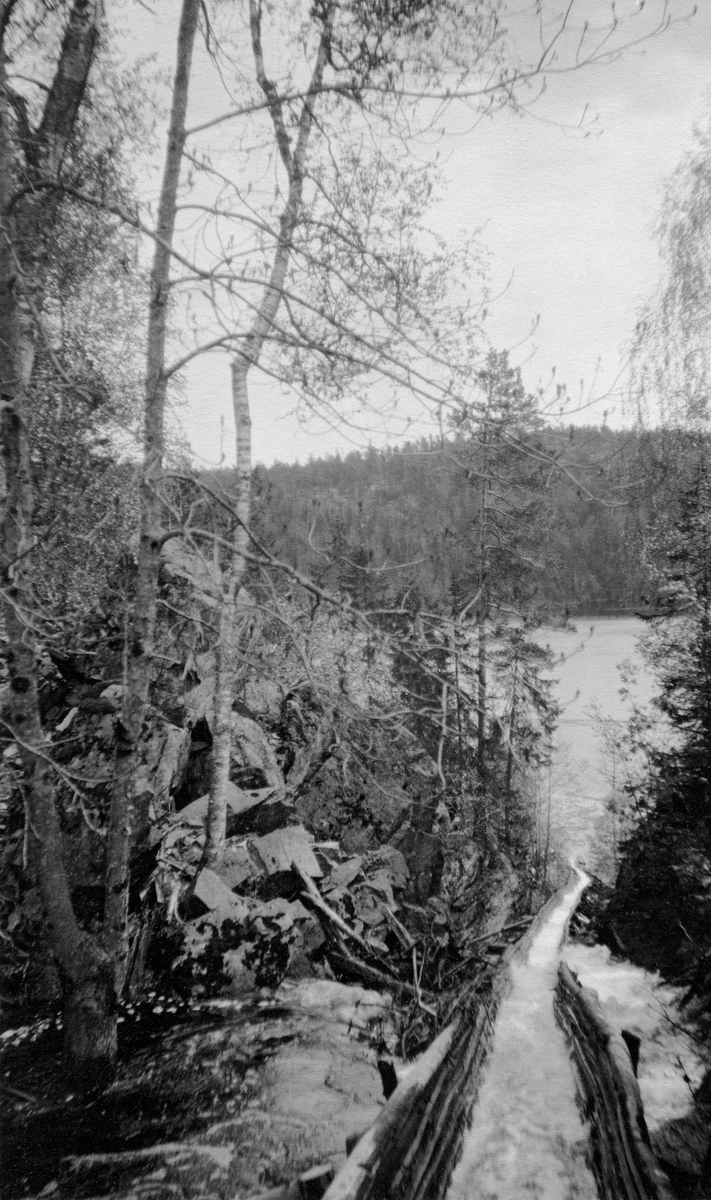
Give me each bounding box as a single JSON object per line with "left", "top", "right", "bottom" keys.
{"left": 294, "top": 862, "right": 435, "bottom": 1013}
{"left": 294, "top": 862, "right": 373, "bottom": 956}
{"left": 328, "top": 949, "right": 436, "bottom": 1013}
{"left": 440, "top": 918, "right": 535, "bottom": 984}
{"left": 555, "top": 960, "right": 674, "bottom": 1200}
{"left": 382, "top": 905, "right": 416, "bottom": 950}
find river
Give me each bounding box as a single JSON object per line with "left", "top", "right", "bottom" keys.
{"left": 445, "top": 616, "right": 703, "bottom": 1200}
{"left": 540, "top": 615, "right": 659, "bottom": 869}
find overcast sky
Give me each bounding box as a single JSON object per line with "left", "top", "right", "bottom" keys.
{"left": 442, "top": 1, "right": 711, "bottom": 421}
{"left": 128, "top": 1, "right": 711, "bottom": 467}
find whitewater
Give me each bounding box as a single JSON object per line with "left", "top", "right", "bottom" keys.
{"left": 447, "top": 869, "right": 597, "bottom": 1200}
{"left": 447, "top": 618, "right": 703, "bottom": 1199}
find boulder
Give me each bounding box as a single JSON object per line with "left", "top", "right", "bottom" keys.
{"left": 177, "top": 783, "right": 293, "bottom": 838}
{"left": 350, "top": 886, "right": 389, "bottom": 929}
{"left": 193, "top": 868, "right": 250, "bottom": 921}
{"left": 252, "top": 897, "right": 312, "bottom": 926}
{"left": 325, "top": 856, "right": 364, "bottom": 891}
{"left": 231, "top": 713, "right": 283, "bottom": 791}
{"left": 149, "top": 722, "right": 190, "bottom": 818}
{"left": 390, "top": 827, "right": 443, "bottom": 903}
{"left": 184, "top": 819, "right": 322, "bottom": 907}
{"left": 363, "top": 845, "right": 409, "bottom": 891}
{"left": 222, "top": 896, "right": 318, "bottom": 991}
{"left": 251, "top": 826, "right": 323, "bottom": 897}
{"left": 358, "top": 871, "right": 395, "bottom": 908}
{"left": 219, "top": 842, "right": 263, "bottom": 890}
{"left": 161, "top": 538, "right": 221, "bottom": 606}
{"left": 183, "top": 651, "right": 217, "bottom": 725}
{"left": 229, "top": 792, "right": 295, "bottom": 838}
{"left": 477, "top": 852, "right": 519, "bottom": 937}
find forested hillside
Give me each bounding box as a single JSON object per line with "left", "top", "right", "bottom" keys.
{"left": 249, "top": 424, "right": 653, "bottom": 617}
{"left": 2, "top": 0, "right": 637, "bottom": 1105}
{"left": 2, "top": 1, "right": 711, "bottom": 1194}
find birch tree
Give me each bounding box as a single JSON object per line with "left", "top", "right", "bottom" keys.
{"left": 630, "top": 110, "right": 711, "bottom": 430}
{"left": 104, "top": 0, "right": 200, "bottom": 996}
{"left": 0, "top": 0, "right": 677, "bottom": 1082}
{"left": 0, "top": 0, "right": 201, "bottom": 1084}
{"left": 0, "top": 0, "right": 113, "bottom": 1086}
{"left": 196, "top": 0, "right": 486, "bottom": 865}
{"left": 189, "top": 0, "right": 658, "bottom": 864}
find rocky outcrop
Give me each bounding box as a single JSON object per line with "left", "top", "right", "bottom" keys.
{"left": 389, "top": 827, "right": 443, "bottom": 904}
{"left": 3, "top": 985, "right": 393, "bottom": 1199}
{"left": 148, "top": 801, "right": 418, "bottom": 998}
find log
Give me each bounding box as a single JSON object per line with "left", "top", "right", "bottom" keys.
{"left": 382, "top": 905, "right": 416, "bottom": 950}
{"left": 294, "top": 862, "right": 372, "bottom": 956}
{"left": 295, "top": 863, "right": 435, "bottom": 1010}
{"left": 323, "top": 872, "right": 585, "bottom": 1200}
{"left": 299, "top": 1163, "right": 335, "bottom": 1199}
{"left": 555, "top": 961, "right": 674, "bottom": 1200}
{"left": 328, "top": 949, "right": 435, "bottom": 1010}
{"left": 323, "top": 1022, "right": 457, "bottom": 1200}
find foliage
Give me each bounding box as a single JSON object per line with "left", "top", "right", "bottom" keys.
{"left": 0, "top": 0, "right": 677, "bottom": 1090}
{"left": 630, "top": 111, "right": 711, "bottom": 429}
{"left": 253, "top": 425, "right": 651, "bottom": 617}
{"left": 606, "top": 428, "right": 711, "bottom": 976}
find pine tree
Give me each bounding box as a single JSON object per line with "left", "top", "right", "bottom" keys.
{"left": 449, "top": 350, "right": 551, "bottom": 786}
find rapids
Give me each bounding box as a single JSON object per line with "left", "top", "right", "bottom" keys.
{"left": 447, "top": 869, "right": 598, "bottom": 1200}
{"left": 447, "top": 617, "right": 703, "bottom": 1199}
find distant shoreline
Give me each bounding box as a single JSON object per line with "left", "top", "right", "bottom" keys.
{"left": 561, "top": 607, "right": 654, "bottom": 620}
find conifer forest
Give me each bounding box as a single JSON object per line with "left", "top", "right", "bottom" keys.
{"left": 1, "top": 2, "right": 711, "bottom": 1197}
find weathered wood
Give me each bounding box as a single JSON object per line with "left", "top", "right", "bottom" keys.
{"left": 555, "top": 960, "right": 675, "bottom": 1200}
{"left": 299, "top": 1163, "right": 335, "bottom": 1198}
{"left": 295, "top": 862, "right": 373, "bottom": 956}
{"left": 324, "top": 873, "right": 583, "bottom": 1200}
{"left": 382, "top": 905, "right": 416, "bottom": 950}
{"left": 296, "top": 864, "right": 436, "bottom": 1009}
{"left": 323, "top": 1022, "right": 458, "bottom": 1200}
{"left": 328, "top": 949, "right": 432, "bottom": 1007}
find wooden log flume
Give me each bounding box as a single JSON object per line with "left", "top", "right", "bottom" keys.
{"left": 555, "top": 960, "right": 674, "bottom": 1200}
{"left": 324, "top": 877, "right": 582, "bottom": 1200}
{"left": 324, "top": 999, "right": 492, "bottom": 1200}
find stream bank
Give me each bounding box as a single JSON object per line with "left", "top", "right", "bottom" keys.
{"left": 565, "top": 882, "right": 711, "bottom": 1197}
{"left": 1, "top": 830, "right": 540, "bottom": 1199}
{"left": 2, "top": 984, "right": 392, "bottom": 1198}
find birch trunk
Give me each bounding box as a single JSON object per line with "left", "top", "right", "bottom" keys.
{"left": 201, "top": 1, "right": 333, "bottom": 865}
{"left": 476, "top": 387, "right": 493, "bottom": 835}
{"left": 202, "top": 362, "right": 252, "bottom": 869}
{"left": 103, "top": 0, "right": 200, "bottom": 991}
{"left": 476, "top": 490, "right": 489, "bottom": 837}
{"left": 0, "top": 0, "right": 115, "bottom": 1088}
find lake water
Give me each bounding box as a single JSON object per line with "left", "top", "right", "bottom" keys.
{"left": 537, "top": 616, "right": 659, "bottom": 868}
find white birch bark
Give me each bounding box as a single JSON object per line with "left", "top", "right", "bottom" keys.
{"left": 0, "top": 0, "right": 116, "bottom": 1088}
{"left": 202, "top": 1, "right": 334, "bottom": 866}
{"left": 104, "top": 0, "right": 200, "bottom": 992}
